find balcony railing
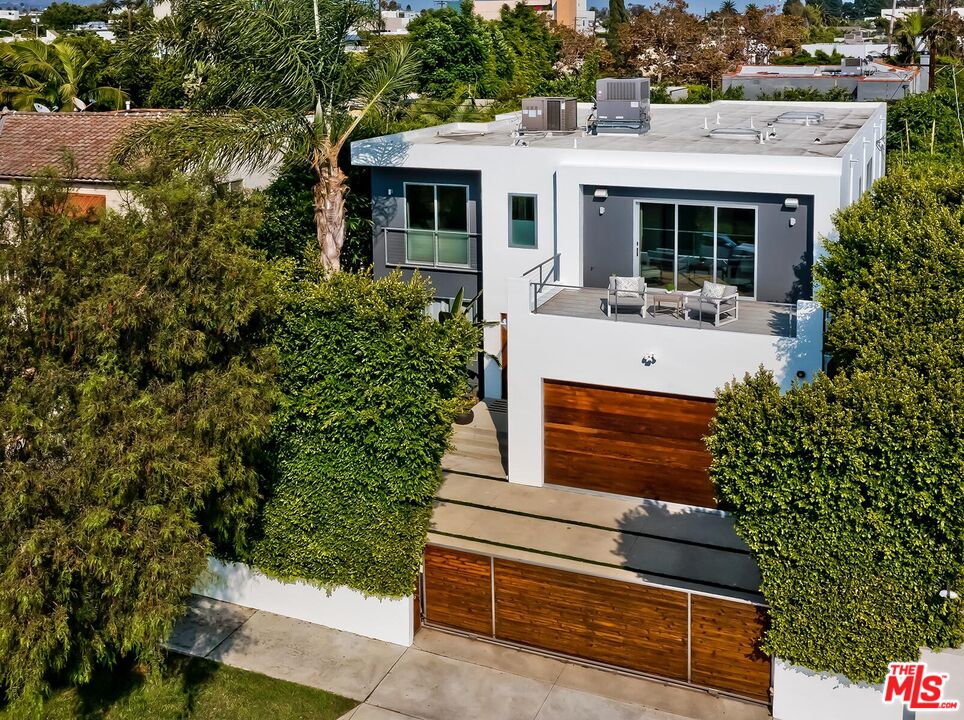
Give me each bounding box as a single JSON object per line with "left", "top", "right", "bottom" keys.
{"left": 529, "top": 281, "right": 799, "bottom": 338}
{"left": 383, "top": 227, "right": 480, "bottom": 272}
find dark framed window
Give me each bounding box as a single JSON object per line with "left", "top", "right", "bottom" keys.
{"left": 509, "top": 194, "right": 537, "bottom": 248}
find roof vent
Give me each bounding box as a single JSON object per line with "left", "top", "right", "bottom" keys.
{"left": 708, "top": 127, "right": 765, "bottom": 143}
{"left": 776, "top": 111, "right": 825, "bottom": 125}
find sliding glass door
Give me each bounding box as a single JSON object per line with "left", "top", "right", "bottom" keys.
{"left": 404, "top": 183, "right": 470, "bottom": 266}
{"left": 636, "top": 201, "right": 756, "bottom": 298}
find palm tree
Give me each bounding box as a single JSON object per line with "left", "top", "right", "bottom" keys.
{"left": 719, "top": 0, "right": 737, "bottom": 14}
{"left": 0, "top": 40, "right": 126, "bottom": 111}
{"left": 893, "top": 12, "right": 927, "bottom": 63}
{"left": 116, "top": 0, "right": 418, "bottom": 272}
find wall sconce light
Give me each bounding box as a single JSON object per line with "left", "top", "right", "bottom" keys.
{"left": 641, "top": 353, "right": 656, "bottom": 366}
{"left": 940, "top": 589, "right": 960, "bottom": 600}
{"left": 784, "top": 197, "right": 799, "bottom": 210}
{"left": 594, "top": 188, "right": 608, "bottom": 199}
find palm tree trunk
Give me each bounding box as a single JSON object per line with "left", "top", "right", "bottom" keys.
{"left": 314, "top": 160, "right": 347, "bottom": 272}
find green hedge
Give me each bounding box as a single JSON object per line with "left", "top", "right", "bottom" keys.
{"left": 248, "top": 271, "right": 478, "bottom": 597}
{"left": 708, "top": 160, "right": 964, "bottom": 682}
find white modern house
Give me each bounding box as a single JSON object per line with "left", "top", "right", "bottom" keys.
{"left": 349, "top": 91, "right": 893, "bottom": 713}
{"left": 352, "top": 95, "right": 884, "bottom": 430}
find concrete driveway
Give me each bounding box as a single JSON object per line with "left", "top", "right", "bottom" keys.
{"left": 170, "top": 596, "right": 769, "bottom": 720}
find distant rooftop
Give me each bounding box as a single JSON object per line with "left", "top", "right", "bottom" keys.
{"left": 0, "top": 110, "right": 173, "bottom": 182}
{"left": 728, "top": 61, "right": 918, "bottom": 81}
{"left": 363, "top": 101, "right": 880, "bottom": 159}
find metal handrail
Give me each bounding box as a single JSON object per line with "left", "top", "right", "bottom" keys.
{"left": 382, "top": 227, "right": 481, "bottom": 272}
{"left": 530, "top": 280, "right": 799, "bottom": 334}
{"left": 523, "top": 254, "right": 560, "bottom": 310}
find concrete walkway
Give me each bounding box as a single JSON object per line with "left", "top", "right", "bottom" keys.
{"left": 170, "top": 596, "right": 770, "bottom": 720}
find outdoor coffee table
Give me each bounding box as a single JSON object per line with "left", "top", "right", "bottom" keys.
{"left": 647, "top": 290, "right": 687, "bottom": 319}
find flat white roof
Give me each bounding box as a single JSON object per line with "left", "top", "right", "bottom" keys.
{"left": 355, "top": 101, "right": 881, "bottom": 160}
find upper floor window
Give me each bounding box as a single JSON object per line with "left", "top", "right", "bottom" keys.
{"left": 509, "top": 194, "right": 537, "bottom": 248}
{"left": 404, "top": 183, "right": 470, "bottom": 266}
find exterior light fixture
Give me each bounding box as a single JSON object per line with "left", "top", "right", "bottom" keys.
{"left": 641, "top": 353, "right": 656, "bottom": 366}
{"left": 939, "top": 589, "right": 960, "bottom": 600}
{"left": 594, "top": 188, "right": 608, "bottom": 199}
{"left": 784, "top": 197, "right": 799, "bottom": 210}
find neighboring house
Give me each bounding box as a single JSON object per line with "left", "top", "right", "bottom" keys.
{"left": 724, "top": 59, "right": 923, "bottom": 101}
{"left": 0, "top": 9, "right": 20, "bottom": 20}
{"left": 378, "top": 9, "right": 418, "bottom": 34}
{"left": 471, "top": 0, "right": 594, "bottom": 31}
{"left": 72, "top": 20, "right": 116, "bottom": 42}
{"left": 351, "top": 93, "right": 885, "bottom": 706}
{"left": 801, "top": 42, "right": 892, "bottom": 58}
{"left": 0, "top": 110, "right": 273, "bottom": 210}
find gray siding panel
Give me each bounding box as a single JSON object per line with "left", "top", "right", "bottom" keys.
{"left": 581, "top": 187, "right": 813, "bottom": 303}
{"left": 371, "top": 167, "right": 482, "bottom": 299}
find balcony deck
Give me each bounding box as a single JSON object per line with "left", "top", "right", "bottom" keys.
{"left": 535, "top": 286, "right": 796, "bottom": 338}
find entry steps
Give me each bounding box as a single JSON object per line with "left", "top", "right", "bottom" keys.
{"left": 431, "top": 473, "right": 761, "bottom": 603}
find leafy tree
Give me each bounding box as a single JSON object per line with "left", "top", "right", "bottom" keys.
{"left": 608, "top": 0, "right": 630, "bottom": 27}
{"left": 887, "top": 88, "right": 964, "bottom": 156}
{"left": 709, "top": 160, "right": 964, "bottom": 683}
{"left": 497, "top": 2, "right": 559, "bottom": 98}
{"left": 0, "top": 171, "right": 280, "bottom": 707}
{"left": 248, "top": 271, "right": 479, "bottom": 597}
{"left": 39, "top": 1, "right": 106, "bottom": 31}
{"left": 407, "top": 0, "right": 502, "bottom": 98}
{"left": 115, "top": 0, "right": 417, "bottom": 272}
{"left": 0, "top": 38, "right": 126, "bottom": 111}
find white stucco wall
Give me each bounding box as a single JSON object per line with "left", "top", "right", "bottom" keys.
{"left": 774, "top": 648, "right": 964, "bottom": 720}
{"left": 194, "top": 558, "right": 414, "bottom": 647}
{"left": 772, "top": 661, "right": 903, "bottom": 720}
{"left": 504, "top": 277, "right": 824, "bottom": 487}
{"left": 351, "top": 101, "right": 885, "bottom": 401}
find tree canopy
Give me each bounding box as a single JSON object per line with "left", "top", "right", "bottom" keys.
{"left": 0, "top": 172, "right": 280, "bottom": 707}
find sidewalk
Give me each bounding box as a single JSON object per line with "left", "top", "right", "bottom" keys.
{"left": 169, "top": 596, "right": 770, "bottom": 720}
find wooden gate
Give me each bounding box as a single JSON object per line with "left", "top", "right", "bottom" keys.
{"left": 422, "top": 544, "right": 771, "bottom": 703}
{"left": 543, "top": 380, "right": 718, "bottom": 507}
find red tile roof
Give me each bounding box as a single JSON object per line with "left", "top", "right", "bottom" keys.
{"left": 0, "top": 110, "right": 172, "bottom": 183}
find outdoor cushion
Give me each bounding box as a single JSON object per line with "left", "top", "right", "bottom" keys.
{"left": 702, "top": 280, "right": 727, "bottom": 300}
{"left": 614, "top": 276, "right": 642, "bottom": 292}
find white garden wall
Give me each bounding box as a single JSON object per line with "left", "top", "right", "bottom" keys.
{"left": 772, "top": 661, "right": 902, "bottom": 720}
{"left": 193, "top": 558, "right": 414, "bottom": 647}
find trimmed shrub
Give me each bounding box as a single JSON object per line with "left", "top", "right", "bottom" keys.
{"left": 708, "top": 159, "right": 964, "bottom": 682}
{"left": 249, "top": 271, "right": 478, "bottom": 597}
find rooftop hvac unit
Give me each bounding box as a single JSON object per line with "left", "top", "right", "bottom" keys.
{"left": 595, "top": 78, "right": 651, "bottom": 135}
{"left": 520, "top": 97, "right": 578, "bottom": 133}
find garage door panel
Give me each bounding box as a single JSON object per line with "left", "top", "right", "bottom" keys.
{"left": 545, "top": 449, "right": 719, "bottom": 507}
{"left": 544, "top": 424, "right": 712, "bottom": 470}
{"left": 691, "top": 595, "right": 771, "bottom": 702}
{"left": 543, "top": 380, "right": 716, "bottom": 507}
{"left": 423, "top": 546, "right": 492, "bottom": 636}
{"left": 545, "top": 381, "right": 716, "bottom": 423}
{"left": 545, "top": 404, "right": 716, "bottom": 440}
{"left": 493, "top": 559, "right": 689, "bottom": 680}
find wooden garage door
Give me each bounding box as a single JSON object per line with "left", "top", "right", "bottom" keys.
{"left": 543, "top": 380, "right": 717, "bottom": 507}
{"left": 494, "top": 559, "right": 689, "bottom": 680}
{"left": 691, "top": 595, "right": 772, "bottom": 702}
{"left": 422, "top": 545, "right": 771, "bottom": 703}
{"left": 423, "top": 546, "right": 492, "bottom": 636}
